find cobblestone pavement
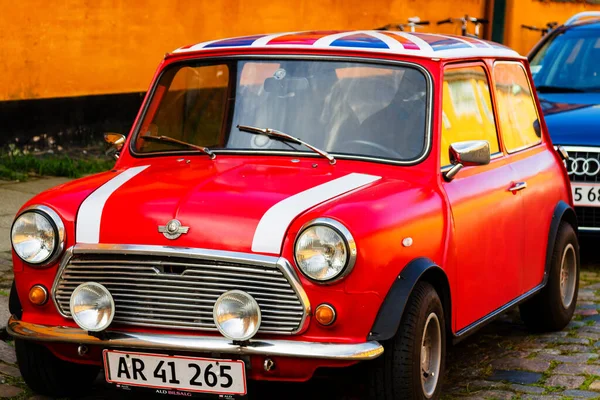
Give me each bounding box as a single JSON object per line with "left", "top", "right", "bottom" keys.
{"left": 1, "top": 178, "right": 600, "bottom": 399}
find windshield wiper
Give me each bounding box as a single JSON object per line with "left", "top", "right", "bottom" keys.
{"left": 140, "top": 135, "right": 216, "bottom": 159}
{"left": 237, "top": 124, "right": 336, "bottom": 165}
{"left": 536, "top": 85, "right": 585, "bottom": 93}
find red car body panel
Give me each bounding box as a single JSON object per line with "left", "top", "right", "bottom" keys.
{"left": 9, "top": 39, "right": 572, "bottom": 383}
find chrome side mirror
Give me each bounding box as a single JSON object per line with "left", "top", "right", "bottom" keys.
{"left": 104, "top": 133, "right": 126, "bottom": 159}
{"left": 444, "top": 140, "right": 491, "bottom": 181}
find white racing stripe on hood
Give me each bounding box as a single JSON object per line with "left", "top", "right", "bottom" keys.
{"left": 76, "top": 166, "right": 149, "bottom": 244}
{"left": 251, "top": 173, "right": 381, "bottom": 254}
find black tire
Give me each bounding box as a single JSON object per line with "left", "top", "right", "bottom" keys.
{"left": 367, "top": 281, "right": 446, "bottom": 400}
{"left": 520, "top": 222, "right": 579, "bottom": 332}
{"left": 16, "top": 339, "right": 99, "bottom": 397}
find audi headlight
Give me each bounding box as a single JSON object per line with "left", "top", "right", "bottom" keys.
{"left": 11, "top": 206, "right": 65, "bottom": 266}
{"left": 294, "top": 218, "right": 356, "bottom": 282}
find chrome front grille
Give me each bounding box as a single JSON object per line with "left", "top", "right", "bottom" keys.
{"left": 52, "top": 245, "right": 309, "bottom": 335}
{"left": 564, "top": 147, "right": 600, "bottom": 183}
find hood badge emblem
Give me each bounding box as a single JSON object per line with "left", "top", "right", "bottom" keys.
{"left": 159, "top": 219, "right": 189, "bottom": 240}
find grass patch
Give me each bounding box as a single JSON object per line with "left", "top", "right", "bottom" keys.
{"left": 580, "top": 374, "right": 600, "bottom": 390}
{"left": 0, "top": 153, "right": 114, "bottom": 181}
{"left": 538, "top": 360, "right": 560, "bottom": 386}
{"left": 0, "top": 289, "right": 9, "bottom": 297}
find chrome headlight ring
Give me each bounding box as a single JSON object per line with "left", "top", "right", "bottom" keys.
{"left": 294, "top": 218, "right": 357, "bottom": 284}
{"left": 11, "top": 205, "right": 66, "bottom": 267}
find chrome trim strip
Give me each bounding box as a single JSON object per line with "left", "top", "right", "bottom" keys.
{"left": 8, "top": 317, "right": 383, "bottom": 361}
{"left": 13, "top": 205, "right": 66, "bottom": 267}
{"left": 73, "top": 243, "right": 281, "bottom": 267}
{"left": 563, "top": 146, "right": 600, "bottom": 154}
{"left": 128, "top": 55, "right": 434, "bottom": 167}
{"left": 51, "top": 244, "right": 312, "bottom": 335}
{"left": 294, "top": 218, "right": 357, "bottom": 284}
{"left": 276, "top": 258, "right": 311, "bottom": 333}
{"left": 579, "top": 227, "right": 600, "bottom": 232}
{"left": 455, "top": 283, "right": 544, "bottom": 339}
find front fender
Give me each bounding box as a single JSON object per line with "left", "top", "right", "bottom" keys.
{"left": 367, "top": 257, "right": 449, "bottom": 341}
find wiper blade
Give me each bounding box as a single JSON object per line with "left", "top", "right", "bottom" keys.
{"left": 237, "top": 124, "right": 336, "bottom": 165}
{"left": 140, "top": 135, "right": 216, "bottom": 159}
{"left": 536, "top": 85, "right": 585, "bottom": 93}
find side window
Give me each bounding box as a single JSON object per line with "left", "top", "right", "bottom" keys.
{"left": 493, "top": 62, "right": 542, "bottom": 153}
{"left": 441, "top": 65, "right": 500, "bottom": 166}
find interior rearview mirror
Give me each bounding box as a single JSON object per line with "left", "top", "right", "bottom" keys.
{"left": 444, "top": 140, "right": 491, "bottom": 181}
{"left": 104, "top": 133, "right": 126, "bottom": 159}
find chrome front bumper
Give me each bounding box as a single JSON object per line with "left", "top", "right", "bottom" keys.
{"left": 7, "top": 317, "right": 383, "bottom": 361}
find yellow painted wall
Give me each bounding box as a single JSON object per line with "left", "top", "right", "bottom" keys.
{"left": 505, "top": 0, "right": 600, "bottom": 56}
{"left": 0, "top": 0, "right": 485, "bottom": 101}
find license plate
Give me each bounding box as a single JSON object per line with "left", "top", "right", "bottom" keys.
{"left": 572, "top": 183, "right": 600, "bottom": 206}
{"left": 103, "top": 350, "right": 246, "bottom": 395}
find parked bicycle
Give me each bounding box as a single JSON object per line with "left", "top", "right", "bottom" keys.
{"left": 437, "top": 15, "right": 488, "bottom": 38}
{"left": 521, "top": 21, "right": 558, "bottom": 37}
{"left": 376, "top": 17, "right": 430, "bottom": 32}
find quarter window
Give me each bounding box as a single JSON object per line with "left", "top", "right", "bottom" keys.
{"left": 493, "top": 62, "right": 542, "bottom": 153}
{"left": 441, "top": 66, "right": 500, "bottom": 167}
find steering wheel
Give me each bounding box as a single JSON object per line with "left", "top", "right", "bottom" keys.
{"left": 343, "top": 140, "right": 404, "bottom": 159}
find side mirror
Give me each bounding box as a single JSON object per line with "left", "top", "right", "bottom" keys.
{"left": 444, "top": 140, "right": 491, "bottom": 181}
{"left": 104, "top": 133, "right": 126, "bottom": 159}
{"left": 555, "top": 145, "right": 569, "bottom": 161}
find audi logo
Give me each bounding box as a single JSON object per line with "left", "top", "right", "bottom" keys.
{"left": 566, "top": 157, "right": 600, "bottom": 176}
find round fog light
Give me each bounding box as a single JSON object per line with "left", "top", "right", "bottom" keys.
{"left": 69, "top": 282, "right": 115, "bottom": 332}
{"left": 213, "top": 290, "right": 261, "bottom": 341}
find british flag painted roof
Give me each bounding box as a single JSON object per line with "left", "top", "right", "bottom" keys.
{"left": 173, "top": 30, "right": 522, "bottom": 59}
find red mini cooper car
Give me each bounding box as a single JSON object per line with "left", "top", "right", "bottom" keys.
{"left": 8, "top": 30, "right": 578, "bottom": 399}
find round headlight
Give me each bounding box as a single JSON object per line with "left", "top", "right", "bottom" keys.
{"left": 11, "top": 206, "right": 65, "bottom": 265}
{"left": 70, "top": 282, "right": 115, "bottom": 332}
{"left": 213, "top": 290, "right": 261, "bottom": 341}
{"left": 294, "top": 219, "right": 356, "bottom": 282}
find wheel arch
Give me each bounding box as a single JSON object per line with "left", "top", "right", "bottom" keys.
{"left": 367, "top": 257, "right": 452, "bottom": 342}
{"left": 545, "top": 201, "right": 577, "bottom": 285}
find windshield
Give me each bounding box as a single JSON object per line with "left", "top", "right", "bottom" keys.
{"left": 531, "top": 28, "right": 600, "bottom": 91}
{"left": 132, "top": 59, "right": 429, "bottom": 162}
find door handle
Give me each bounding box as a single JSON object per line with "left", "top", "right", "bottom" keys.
{"left": 508, "top": 182, "right": 528, "bottom": 192}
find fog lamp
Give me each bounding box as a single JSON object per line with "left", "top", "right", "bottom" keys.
{"left": 69, "top": 282, "right": 115, "bottom": 332}
{"left": 28, "top": 285, "right": 48, "bottom": 306}
{"left": 213, "top": 290, "right": 261, "bottom": 341}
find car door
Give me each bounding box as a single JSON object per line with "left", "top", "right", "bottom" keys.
{"left": 492, "top": 61, "right": 558, "bottom": 294}
{"left": 440, "top": 63, "right": 525, "bottom": 332}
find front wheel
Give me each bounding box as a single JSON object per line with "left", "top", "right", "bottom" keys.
{"left": 520, "top": 222, "right": 580, "bottom": 332}
{"left": 367, "top": 281, "right": 446, "bottom": 399}
{"left": 16, "top": 339, "right": 99, "bottom": 397}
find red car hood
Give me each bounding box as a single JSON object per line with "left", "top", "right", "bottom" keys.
{"left": 75, "top": 158, "right": 382, "bottom": 255}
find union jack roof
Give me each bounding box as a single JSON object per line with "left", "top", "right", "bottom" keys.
{"left": 173, "top": 30, "right": 522, "bottom": 59}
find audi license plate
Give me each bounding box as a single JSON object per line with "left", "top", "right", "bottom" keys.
{"left": 103, "top": 350, "right": 246, "bottom": 396}
{"left": 572, "top": 183, "right": 600, "bottom": 207}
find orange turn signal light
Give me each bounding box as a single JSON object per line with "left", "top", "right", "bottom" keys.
{"left": 29, "top": 285, "right": 48, "bottom": 306}
{"left": 315, "top": 304, "right": 336, "bottom": 326}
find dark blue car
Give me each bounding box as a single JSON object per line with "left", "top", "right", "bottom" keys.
{"left": 529, "top": 12, "right": 600, "bottom": 234}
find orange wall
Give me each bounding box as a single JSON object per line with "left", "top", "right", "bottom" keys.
{"left": 505, "top": 0, "right": 600, "bottom": 56}
{"left": 0, "top": 0, "right": 486, "bottom": 101}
